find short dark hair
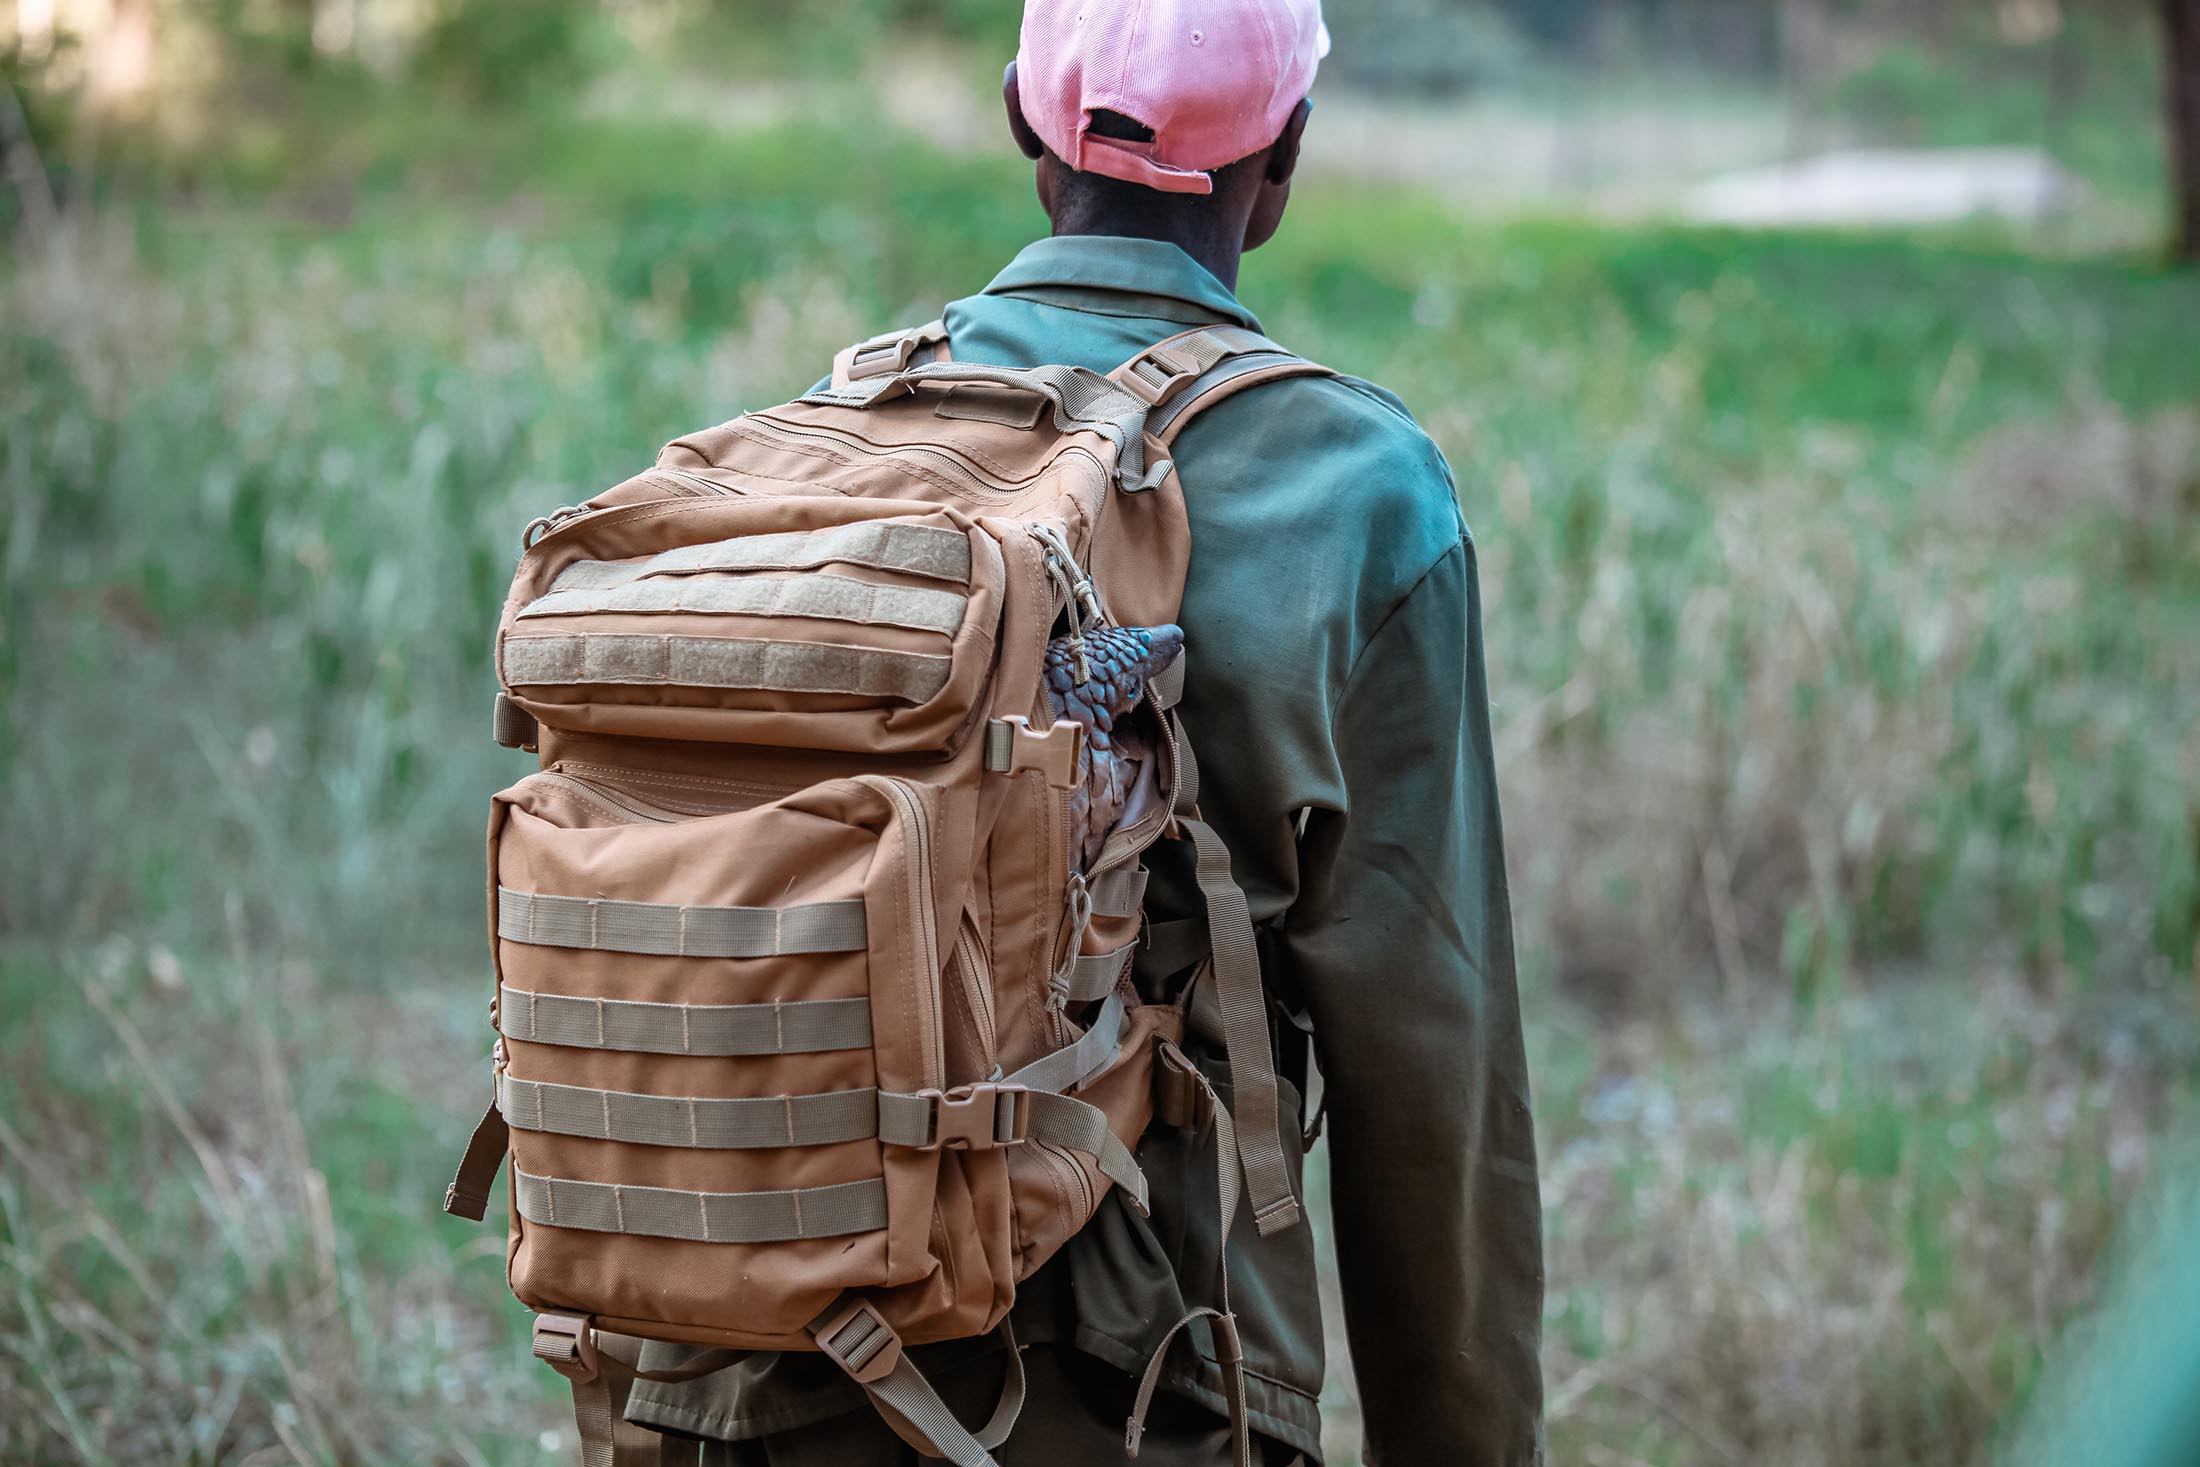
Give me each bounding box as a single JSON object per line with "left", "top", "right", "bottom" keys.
{"left": 1046, "top": 111, "right": 1263, "bottom": 237}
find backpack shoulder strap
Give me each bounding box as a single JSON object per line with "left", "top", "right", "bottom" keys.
{"left": 831, "top": 318, "right": 951, "bottom": 386}
{"left": 1107, "top": 325, "right": 1337, "bottom": 446}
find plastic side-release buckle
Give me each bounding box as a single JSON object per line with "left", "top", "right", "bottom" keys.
{"left": 532, "top": 1312, "right": 600, "bottom": 1383}
{"left": 812, "top": 1298, "right": 903, "bottom": 1384}
{"left": 984, "top": 715, "right": 1083, "bottom": 789}
{"left": 911, "top": 1084, "right": 1031, "bottom": 1151}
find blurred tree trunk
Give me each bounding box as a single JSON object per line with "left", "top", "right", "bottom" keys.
{"left": 2167, "top": 0, "right": 2200, "bottom": 260}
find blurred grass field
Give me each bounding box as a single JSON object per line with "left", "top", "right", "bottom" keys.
{"left": 4, "top": 9, "right": 2200, "bottom": 1464}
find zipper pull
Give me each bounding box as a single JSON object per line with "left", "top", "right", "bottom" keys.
{"left": 521, "top": 502, "right": 592, "bottom": 552}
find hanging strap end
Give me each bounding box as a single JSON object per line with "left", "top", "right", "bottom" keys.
{"left": 1252, "top": 1195, "right": 1303, "bottom": 1236}
{"left": 532, "top": 1312, "right": 600, "bottom": 1384}
{"left": 441, "top": 1182, "right": 488, "bottom": 1220}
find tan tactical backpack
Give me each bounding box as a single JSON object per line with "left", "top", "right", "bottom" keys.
{"left": 443, "top": 322, "right": 1329, "bottom": 1467}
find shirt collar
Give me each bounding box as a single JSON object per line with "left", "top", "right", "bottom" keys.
{"left": 980, "top": 235, "right": 1264, "bottom": 332}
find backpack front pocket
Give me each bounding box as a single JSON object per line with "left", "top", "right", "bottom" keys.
{"left": 488, "top": 766, "right": 982, "bottom": 1346}
{"left": 498, "top": 498, "right": 1005, "bottom": 755}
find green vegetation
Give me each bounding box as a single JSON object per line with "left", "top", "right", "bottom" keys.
{"left": 4, "top": 9, "right": 2197, "bottom": 1464}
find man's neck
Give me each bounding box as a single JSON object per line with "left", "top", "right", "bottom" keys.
{"left": 1048, "top": 218, "right": 1244, "bottom": 292}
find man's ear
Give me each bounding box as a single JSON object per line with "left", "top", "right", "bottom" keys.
{"left": 1003, "top": 62, "right": 1046, "bottom": 161}
{"left": 1264, "top": 97, "right": 1313, "bottom": 186}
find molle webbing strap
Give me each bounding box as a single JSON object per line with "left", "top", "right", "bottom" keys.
{"left": 548, "top": 522, "right": 973, "bottom": 593}
{"left": 1087, "top": 865, "right": 1149, "bottom": 920}
{"left": 497, "top": 1074, "right": 884, "bottom": 1150}
{"left": 501, "top": 634, "right": 952, "bottom": 704}
{"left": 512, "top": 1167, "right": 886, "bottom": 1243}
{"left": 799, "top": 362, "right": 1168, "bottom": 492}
{"left": 516, "top": 572, "right": 966, "bottom": 635}
{"left": 496, "top": 888, "right": 868, "bottom": 959}
{"left": 1059, "top": 943, "right": 1135, "bottom": 1004}
{"left": 497, "top": 984, "right": 872, "bottom": 1056}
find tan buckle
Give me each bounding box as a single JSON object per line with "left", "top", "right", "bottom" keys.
{"left": 909, "top": 1083, "right": 1031, "bottom": 1151}
{"left": 533, "top": 1313, "right": 599, "bottom": 1383}
{"left": 992, "top": 715, "right": 1083, "bottom": 789}
{"left": 1117, "top": 347, "right": 1200, "bottom": 407}
{"left": 1152, "top": 1040, "right": 1213, "bottom": 1130}
{"left": 846, "top": 331, "right": 921, "bottom": 381}
{"left": 814, "top": 1298, "right": 902, "bottom": 1384}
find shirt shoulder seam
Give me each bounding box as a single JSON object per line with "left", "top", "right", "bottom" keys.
{"left": 1331, "top": 534, "right": 1471, "bottom": 737}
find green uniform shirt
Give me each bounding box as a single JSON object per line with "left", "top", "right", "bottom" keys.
{"left": 630, "top": 236, "right": 1544, "bottom": 1465}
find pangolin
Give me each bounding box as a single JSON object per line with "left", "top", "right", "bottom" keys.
{"left": 1044, "top": 623, "right": 1184, "bottom": 873}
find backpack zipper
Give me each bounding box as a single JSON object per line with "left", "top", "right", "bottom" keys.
{"left": 735, "top": 414, "right": 1038, "bottom": 497}
{"left": 1034, "top": 1139, "right": 1094, "bottom": 1220}
{"left": 864, "top": 776, "right": 946, "bottom": 1092}
{"left": 553, "top": 760, "right": 788, "bottom": 815}
{"left": 648, "top": 465, "right": 752, "bottom": 498}
{"left": 531, "top": 770, "right": 689, "bottom": 824}
{"left": 951, "top": 914, "right": 1000, "bottom": 1076}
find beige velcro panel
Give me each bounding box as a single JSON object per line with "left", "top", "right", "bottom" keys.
{"left": 516, "top": 572, "right": 967, "bottom": 635}
{"left": 498, "top": 984, "right": 872, "bottom": 1056}
{"left": 512, "top": 1167, "right": 885, "bottom": 1242}
{"left": 550, "top": 521, "right": 972, "bottom": 594}
{"left": 503, "top": 634, "right": 952, "bottom": 703}
{"left": 497, "top": 887, "right": 868, "bottom": 958}
{"left": 498, "top": 1074, "right": 882, "bottom": 1149}
{"left": 504, "top": 633, "right": 951, "bottom": 703}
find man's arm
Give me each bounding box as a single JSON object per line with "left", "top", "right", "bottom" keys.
{"left": 1284, "top": 535, "right": 1545, "bottom": 1465}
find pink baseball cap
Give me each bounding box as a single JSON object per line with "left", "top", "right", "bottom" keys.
{"left": 1016, "top": 0, "right": 1330, "bottom": 196}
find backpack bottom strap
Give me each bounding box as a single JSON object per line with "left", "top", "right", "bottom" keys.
{"left": 809, "top": 1299, "right": 1026, "bottom": 1467}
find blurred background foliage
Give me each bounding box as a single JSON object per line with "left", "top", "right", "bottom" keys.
{"left": 2, "top": 1, "right": 2197, "bottom": 1464}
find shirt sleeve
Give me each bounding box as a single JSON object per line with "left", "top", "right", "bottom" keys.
{"left": 1282, "top": 535, "right": 1546, "bottom": 1466}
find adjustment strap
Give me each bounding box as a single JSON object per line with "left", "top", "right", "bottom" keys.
{"left": 832, "top": 319, "right": 950, "bottom": 385}
{"left": 442, "top": 1097, "right": 509, "bottom": 1220}
{"left": 534, "top": 1314, "right": 731, "bottom": 1467}
{"left": 1003, "top": 993, "right": 1126, "bottom": 1095}
{"left": 810, "top": 1301, "right": 1023, "bottom": 1466}
{"left": 1181, "top": 813, "right": 1300, "bottom": 1236}
{"left": 1167, "top": 711, "right": 1299, "bottom": 1235}
{"left": 1125, "top": 1043, "right": 1252, "bottom": 1466}
{"left": 1024, "top": 1091, "right": 1149, "bottom": 1214}
{"left": 493, "top": 691, "right": 538, "bottom": 750}
{"left": 1107, "top": 325, "right": 1278, "bottom": 407}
